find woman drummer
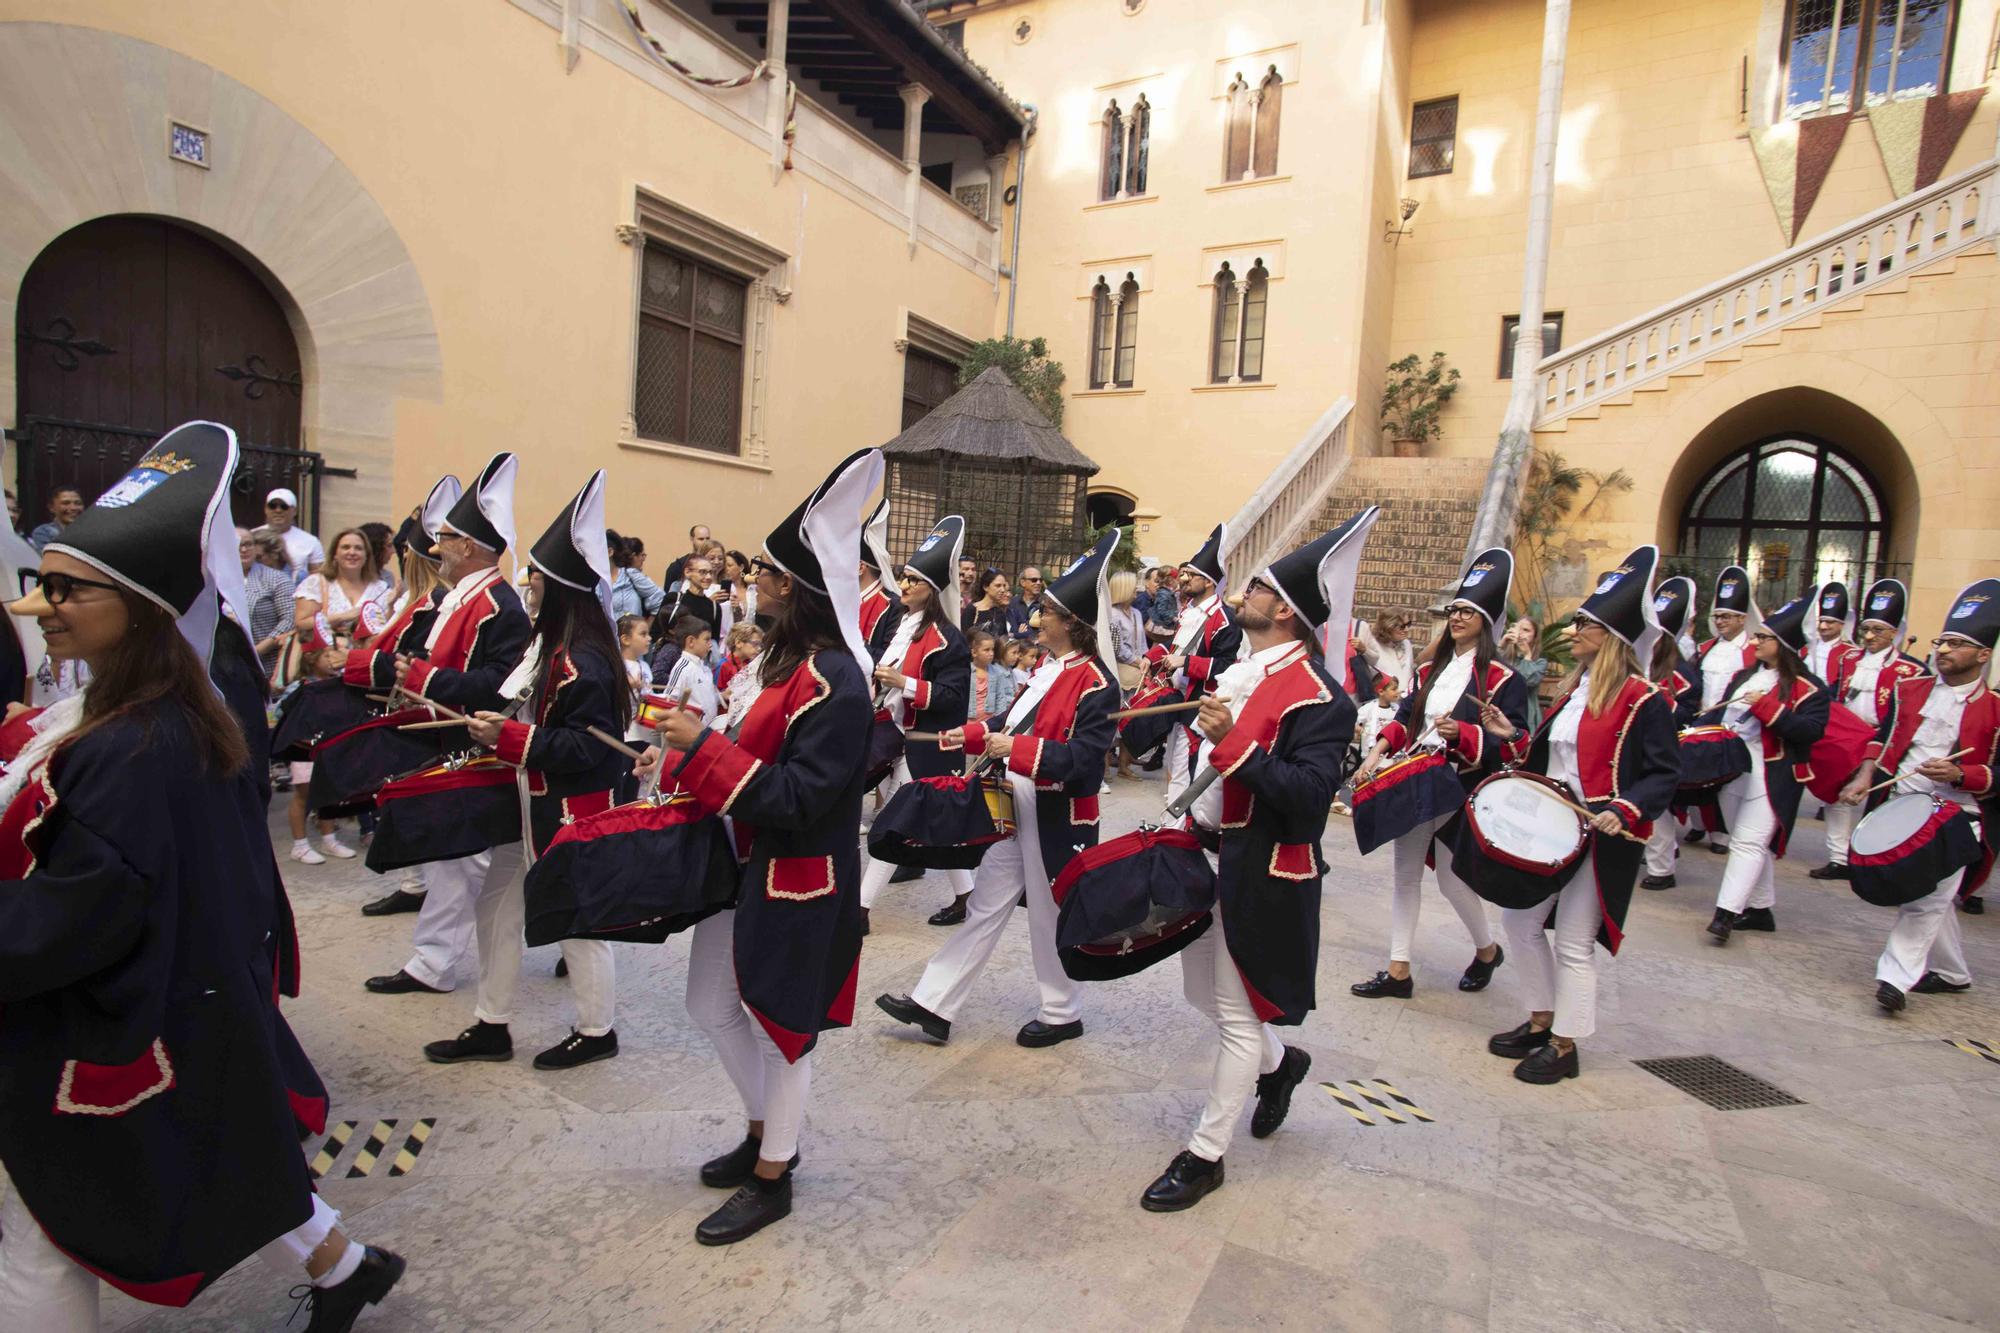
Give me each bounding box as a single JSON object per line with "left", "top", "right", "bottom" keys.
{"left": 1697, "top": 588, "right": 1830, "bottom": 943}
{"left": 1478, "top": 545, "right": 1680, "bottom": 1083}
{"left": 1350, "top": 548, "right": 1528, "bottom": 999}
{"left": 426, "top": 471, "right": 631, "bottom": 1072}
{"left": 641, "top": 449, "right": 878, "bottom": 1246}
{"left": 0, "top": 423, "right": 404, "bottom": 1330}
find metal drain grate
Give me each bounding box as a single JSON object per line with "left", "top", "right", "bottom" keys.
{"left": 1632, "top": 1055, "right": 1803, "bottom": 1110}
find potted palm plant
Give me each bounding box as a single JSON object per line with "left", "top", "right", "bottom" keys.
{"left": 1380, "top": 352, "right": 1461, "bottom": 458}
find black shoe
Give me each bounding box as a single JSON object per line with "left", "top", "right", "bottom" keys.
{"left": 1708, "top": 842, "right": 1728, "bottom": 854}
{"left": 1961, "top": 896, "right": 1985, "bottom": 915}
{"left": 1807, "top": 863, "right": 1851, "bottom": 881}
{"left": 292, "top": 1246, "right": 406, "bottom": 1333}
{"left": 1683, "top": 828, "right": 1705, "bottom": 845}
{"left": 1514, "top": 1042, "right": 1580, "bottom": 1084}
{"left": 1736, "top": 906, "right": 1776, "bottom": 932}
{"left": 1911, "top": 971, "right": 1971, "bottom": 995}
{"left": 554, "top": 956, "right": 569, "bottom": 978}
{"left": 927, "top": 897, "right": 968, "bottom": 927}
{"left": 364, "top": 969, "right": 446, "bottom": 995}
{"left": 1458, "top": 945, "right": 1505, "bottom": 992}
{"left": 1876, "top": 980, "right": 1907, "bottom": 1013}
{"left": 361, "top": 888, "right": 427, "bottom": 917}
{"left": 1250, "top": 1046, "right": 1311, "bottom": 1139}
{"left": 1017, "top": 1018, "right": 1083, "bottom": 1048}
{"left": 1640, "top": 874, "right": 1677, "bottom": 890}
{"left": 875, "top": 992, "right": 950, "bottom": 1042}
{"left": 889, "top": 863, "right": 925, "bottom": 884}
{"left": 1140, "top": 1150, "right": 1224, "bottom": 1212}
{"left": 1706, "top": 909, "right": 1737, "bottom": 943}
{"left": 533, "top": 1028, "right": 618, "bottom": 1070}
{"left": 696, "top": 1171, "right": 792, "bottom": 1245}
{"left": 859, "top": 907, "right": 870, "bottom": 938}
{"left": 423, "top": 1020, "right": 513, "bottom": 1064}
{"left": 1487, "top": 1020, "right": 1553, "bottom": 1059}
{"left": 1350, "top": 970, "right": 1413, "bottom": 999}
{"left": 699, "top": 1134, "right": 802, "bottom": 1189}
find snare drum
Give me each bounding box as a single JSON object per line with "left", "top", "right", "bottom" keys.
{"left": 982, "top": 777, "right": 1016, "bottom": 838}
{"left": 1351, "top": 749, "right": 1465, "bottom": 855}
{"left": 867, "top": 772, "right": 1014, "bottom": 870}
{"left": 1848, "top": 793, "right": 1985, "bottom": 908}
{"left": 1450, "top": 770, "right": 1590, "bottom": 909}
{"left": 523, "top": 792, "right": 740, "bottom": 945}
{"left": 1052, "top": 826, "right": 1216, "bottom": 981}
{"left": 364, "top": 756, "right": 523, "bottom": 873}
{"left": 1675, "top": 725, "right": 1752, "bottom": 799}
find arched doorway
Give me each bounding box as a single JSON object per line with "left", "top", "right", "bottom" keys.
{"left": 15, "top": 216, "right": 311, "bottom": 531}
{"left": 1676, "top": 434, "right": 1894, "bottom": 610}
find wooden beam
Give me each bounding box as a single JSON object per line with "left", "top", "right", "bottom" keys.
{"left": 812, "top": 0, "right": 1014, "bottom": 152}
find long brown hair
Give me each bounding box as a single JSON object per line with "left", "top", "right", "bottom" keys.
{"left": 317, "top": 527, "right": 382, "bottom": 586}
{"left": 1406, "top": 617, "right": 1494, "bottom": 726}
{"left": 67, "top": 595, "right": 249, "bottom": 776}
{"left": 760, "top": 582, "right": 843, "bottom": 687}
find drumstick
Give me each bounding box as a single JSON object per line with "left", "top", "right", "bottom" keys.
{"left": 1107, "top": 697, "right": 1209, "bottom": 721}
{"left": 1545, "top": 791, "right": 1646, "bottom": 843}
{"left": 1858, "top": 747, "right": 1974, "bottom": 798}
{"left": 396, "top": 718, "right": 472, "bottom": 731}
{"left": 587, "top": 726, "right": 646, "bottom": 761}
{"left": 392, "top": 684, "right": 471, "bottom": 723}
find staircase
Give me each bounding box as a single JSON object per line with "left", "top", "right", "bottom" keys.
{"left": 1319, "top": 455, "right": 1489, "bottom": 620}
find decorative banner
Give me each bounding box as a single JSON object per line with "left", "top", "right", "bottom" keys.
{"left": 1866, "top": 89, "right": 1984, "bottom": 199}
{"left": 618, "top": 0, "right": 797, "bottom": 169}
{"left": 1913, "top": 88, "right": 1987, "bottom": 191}
{"left": 1749, "top": 113, "right": 1853, "bottom": 244}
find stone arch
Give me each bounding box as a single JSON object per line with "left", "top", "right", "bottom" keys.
{"left": 0, "top": 22, "right": 441, "bottom": 531}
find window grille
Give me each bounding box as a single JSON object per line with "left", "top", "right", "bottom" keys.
{"left": 1782, "top": 0, "right": 1956, "bottom": 120}
{"left": 636, "top": 243, "right": 746, "bottom": 453}
{"left": 1409, "top": 96, "right": 1458, "bottom": 177}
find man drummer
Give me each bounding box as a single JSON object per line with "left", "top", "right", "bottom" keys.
{"left": 1805, "top": 581, "right": 1857, "bottom": 682}
{"left": 876, "top": 529, "right": 1122, "bottom": 1048}
{"left": 1689, "top": 565, "right": 1758, "bottom": 849}
{"left": 1839, "top": 579, "right": 2000, "bottom": 1011}
{"left": 1139, "top": 509, "right": 1372, "bottom": 1212}
{"left": 1153, "top": 524, "right": 1241, "bottom": 807}
{"left": 1813, "top": 579, "right": 1931, "bottom": 881}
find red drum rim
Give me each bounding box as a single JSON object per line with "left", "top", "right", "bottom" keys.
{"left": 1463, "top": 770, "right": 1588, "bottom": 877}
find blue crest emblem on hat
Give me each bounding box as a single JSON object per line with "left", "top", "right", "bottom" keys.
{"left": 1821, "top": 593, "right": 1839, "bottom": 610}
{"left": 1463, "top": 567, "right": 1489, "bottom": 587}
{"left": 1719, "top": 578, "right": 1740, "bottom": 596}
{"left": 95, "top": 450, "right": 194, "bottom": 510}
{"left": 1951, "top": 594, "right": 1987, "bottom": 620}
{"left": 1593, "top": 565, "right": 1631, "bottom": 596}
{"left": 1653, "top": 590, "right": 1675, "bottom": 611}
{"left": 916, "top": 534, "right": 942, "bottom": 552}
{"left": 1870, "top": 593, "right": 1893, "bottom": 610}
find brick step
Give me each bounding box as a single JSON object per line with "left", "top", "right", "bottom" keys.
{"left": 1317, "top": 452, "right": 1488, "bottom": 620}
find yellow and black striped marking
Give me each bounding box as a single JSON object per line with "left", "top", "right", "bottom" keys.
{"left": 346, "top": 1120, "right": 400, "bottom": 1178}
{"left": 307, "top": 1121, "right": 357, "bottom": 1180}
{"left": 1945, "top": 1037, "right": 2000, "bottom": 1067}
{"left": 386, "top": 1119, "right": 437, "bottom": 1177}
{"left": 1320, "top": 1079, "right": 1435, "bottom": 1126}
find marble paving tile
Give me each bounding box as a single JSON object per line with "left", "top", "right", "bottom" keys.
{"left": 1183, "top": 1243, "right": 1487, "bottom": 1332}
{"left": 1759, "top": 1269, "right": 1989, "bottom": 1333}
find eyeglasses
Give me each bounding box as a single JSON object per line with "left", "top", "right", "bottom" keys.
{"left": 34, "top": 571, "right": 124, "bottom": 605}
{"left": 1245, "top": 577, "right": 1278, "bottom": 600}
{"left": 1446, "top": 607, "right": 1481, "bottom": 621}
{"left": 1932, "top": 636, "right": 1982, "bottom": 651}
{"left": 751, "top": 558, "right": 783, "bottom": 578}
{"left": 1751, "top": 632, "right": 1777, "bottom": 643}
{"left": 1570, "top": 615, "right": 1606, "bottom": 632}
{"left": 264, "top": 500, "right": 292, "bottom": 511}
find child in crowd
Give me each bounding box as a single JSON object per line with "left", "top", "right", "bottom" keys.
{"left": 1334, "top": 674, "right": 1402, "bottom": 817}
{"left": 719, "top": 625, "right": 764, "bottom": 736}
{"left": 1000, "top": 637, "right": 1033, "bottom": 691}
{"left": 716, "top": 622, "right": 761, "bottom": 693}
{"left": 282, "top": 645, "right": 360, "bottom": 862}
{"left": 659, "top": 615, "right": 720, "bottom": 726}
{"left": 617, "top": 614, "right": 654, "bottom": 802}
{"left": 967, "top": 628, "right": 1015, "bottom": 724}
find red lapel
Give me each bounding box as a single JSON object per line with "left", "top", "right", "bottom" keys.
{"left": 427, "top": 571, "right": 504, "bottom": 672}
{"left": 1219, "top": 648, "right": 1327, "bottom": 827}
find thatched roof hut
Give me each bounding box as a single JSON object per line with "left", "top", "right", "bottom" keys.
{"left": 879, "top": 366, "right": 1098, "bottom": 577}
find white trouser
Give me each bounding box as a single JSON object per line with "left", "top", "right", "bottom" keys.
{"left": 404, "top": 848, "right": 511, "bottom": 990}
{"left": 1825, "top": 798, "right": 1858, "bottom": 865}
{"left": 1877, "top": 869, "right": 1973, "bottom": 991}
{"left": 1500, "top": 859, "right": 1605, "bottom": 1039}
{"left": 0, "top": 1172, "right": 340, "bottom": 1333}
{"left": 1163, "top": 722, "right": 1193, "bottom": 808}
{"left": 1181, "top": 911, "right": 1284, "bottom": 1162}
{"left": 468, "top": 850, "right": 615, "bottom": 1037}
{"left": 858, "top": 756, "right": 974, "bottom": 909}
{"left": 1389, "top": 811, "right": 1494, "bottom": 962}
{"left": 1643, "top": 817, "right": 1679, "bottom": 878}
{"left": 686, "top": 910, "right": 811, "bottom": 1162}
{"left": 1715, "top": 761, "right": 1778, "bottom": 913}
{"left": 910, "top": 797, "right": 1082, "bottom": 1025}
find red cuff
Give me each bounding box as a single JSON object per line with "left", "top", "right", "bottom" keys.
{"left": 1749, "top": 690, "right": 1787, "bottom": 726}
{"left": 1145, "top": 645, "right": 1167, "bottom": 664}
{"left": 677, "top": 732, "right": 762, "bottom": 816}
{"left": 1501, "top": 730, "right": 1533, "bottom": 765}
{"left": 1960, "top": 764, "right": 1993, "bottom": 798}
{"left": 958, "top": 720, "right": 989, "bottom": 755}
{"left": 341, "top": 650, "right": 380, "bottom": 687}
{"left": 1208, "top": 726, "right": 1258, "bottom": 777}
{"left": 908, "top": 678, "right": 931, "bottom": 712}
{"left": 495, "top": 720, "right": 534, "bottom": 768}
{"left": 403, "top": 658, "right": 437, "bottom": 696}
{"left": 1609, "top": 797, "right": 1643, "bottom": 830}
{"left": 1378, "top": 720, "right": 1409, "bottom": 752}
{"left": 1454, "top": 722, "right": 1484, "bottom": 766}
{"left": 1009, "top": 735, "right": 1044, "bottom": 779}
{"left": 1186, "top": 655, "right": 1213, "bottom": 683}
{"left": 1862, "top": 741, "right": 1885, "bottom": 762}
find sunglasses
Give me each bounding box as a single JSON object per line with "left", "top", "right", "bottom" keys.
{"left": 264, "top": 501, "right": 293, "bottom": 511}
{"left": 35, "top": 570, "right": 124, "bottom": 605}
{"left": 751, "top": 558, "right": 783, "bottom": 578}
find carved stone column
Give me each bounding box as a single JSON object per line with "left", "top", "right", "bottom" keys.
{"left": 900, "top": 83, "right": 930, "bottom": 256}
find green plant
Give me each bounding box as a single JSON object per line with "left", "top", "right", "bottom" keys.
{"left": 1380, "top": 352, "right": 1461, "bottom": 444}
{"left": 1511, "top": 446, "right": 1634, "bottom": 640}
{"left": 958, "top": 335, "right": 1067, "bottom": 428}
{"left": 1087, "top": 521, "right": 1142, "bottom": 576}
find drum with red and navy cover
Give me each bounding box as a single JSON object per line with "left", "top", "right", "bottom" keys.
{"left": 1863, "top": 673, "right": 2000, "bottom": 898}
{"left": 490, "top": 641, "right": 629, "bottom": 855}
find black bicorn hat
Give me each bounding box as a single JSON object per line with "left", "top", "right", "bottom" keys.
{"left": 1183, "top": 523, "right": 1227, "bottom": 589}
{"left": 1652, "top": 575, "right": 1698, "bottom": 642}
{"left": 528, "top": 469, "right": 611, "bottom": 597}
{"left": 441, "top": 453, "right": 518, "bottom": 553}
{"left": 1860, "top": 577, "right": 1909, "bottom": 635}
{"left": 761, "top": 446, "right": 885, "bottom": 680}
{"left": 905, "top": 515, "right": 967, "bottom": 625}
{"left": 394, "top": 474, "right": 462, "bottom": 564}
{"left": 1712, "top": 564, "right": 1754, "bottom": 616}
{"left": 1262, "top": 506, "right": 1381, "bottom": 632}
{"left": 1761, "top": 586, "right": 1817, "bottom": 658}
{"left": 1577, "top": 545, "right": 1663, "bottom": 662}
{"left": 1817, "top": 580, "right": 1854, "bottom": 640}
{"left": 1045, "top": 525, "right": 1122, "bottom": 681}
{"left": 1941, "top": 577, "right": 2000, "bottom": 650}
{"left": 1449, "top": 547, "right": 1513, "bottom": 640}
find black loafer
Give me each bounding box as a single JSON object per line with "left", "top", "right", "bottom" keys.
{"left": 700, "top": 1134, "right": 802, "bottom": 1189}
{"left": 696, "top": 1171, "right": 792, "bottom": 1246}
{"left": 859, "top": 907, "right": 870, "bottom": 938}
{"left": 1875, "top": 980, "right": 1906, "bottom": 1012}
{"left": 1706, "top": 909, "right": 1737, "bottom": 943}
{"left": 889, "top": 864, "right": 926, "bottom": 884}
{"left": 1640, "top": 874, "right": 1677, "bottom": 890}
{"left": 360, "top": 888, "right": 427, "bottom": 917}
{"left": 875, "top": 992, "right": 951, "bottom": 1042}
{"left": 292, "top": 1245, "right": 406, "bottom": 1332}
{"left": 364, "top": 969, "right": 446, "bottom": 995}
{"left": 533, "top": 1028, "right": 618, "bottom": 1070}
{"left": 1735, "top": 906, "right": 1776, "bottom": 932}
{"left": 927, "top": 898, "right": 969, "bottom": 927}
{"left": 1911, "top": 971, "right": 1971, "bottom": 994}
{"left": 1513, "top": 1042, "right": 1579, "bottom": 1084}
{"left": 1707, "top": 842, "right": 1728, "bottom": 854}
{"left": 1961, "top": 896, "right": 1985, "bottom": 915}
{"left": 1350, "top": 970, "right": 1413, "bottom": 999}
{"left": 554, "top": 956, "right": 569, "bottom": 978}
{"left": 1250, "top": 1046, "right": 1311, "bottom": 1139}
{"left": 1458, "top": 945, "right": 1505, "bottom": 992}
{"left": 1488, "top": 1020, "right": 1552, "bottom": 1059}
{"left": 1683, "top": 828, "right": 1706, "bottom": 845}
{"left": 1140, "top": 1150, "right": 1224, "bottom": 1212}
{"left": 1017, "top": 1018, "right": 1083, "bottom": 1048}
{"left": 1807, "top": 863, "right": 1851, "bottom": 881}
{"left": 424, "top": 1020, "right": 513, "bottom": 1064}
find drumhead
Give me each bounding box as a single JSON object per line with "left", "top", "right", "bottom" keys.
{"left": 1469, "top": 774, "right": 1587, "bottom": 868}
{"left": 1851, "top": 793, "right": 1939, "bottom": 857}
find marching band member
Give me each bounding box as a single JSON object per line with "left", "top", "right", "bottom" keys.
{"left": 858, "top": 516, "right": 972, "bottom": 926}
{"left": 1812, "top": 578, "right": 1929, "bottom": 881}
{"left": 876, "top": 528, "right": 1121, "bottom": 1049}
{"left": 427, "top": 471, "right": 630, "bottom": 1071}
{"left": 1698, "top": 589, "right": 1830, "bottom": 944}
{"left": 1687, "top": 565, "right": 1759, "bottom": 850}
{"left": 1839, "top": 579, "right": 1999, "bottom": 1010}
{"left": 363, "top": 455, "right": 534, "bottom": 997}
{"left": 858, "top": 496, "right": 901, "bottom": 643}
{"left": 0, "top": 424, "right": 404, "bottom": 1331}
{"left": 642, "top": 449, "right": 879, "bottom": 1245}
{"left": 1805, "top": 580, "right": 1857, "bottom": 683}
{"left": 1349, "top": 549, "right": 1527, "bottom": 999}
{"left": 1483, "top": 546, "right": 1680, "bottom": 1084}
{"left": 1639, "top": 576, "right": 1701, "bottom": 890}
{"left": 1141, "top": 509, "right": 1373, "bottom": 1212}
{"left": 1155, "top": 525, "right": 1241, "bottom": 808}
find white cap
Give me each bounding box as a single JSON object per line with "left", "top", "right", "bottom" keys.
{"left": 266, "top": 486, "right": 299, "bottom": 508}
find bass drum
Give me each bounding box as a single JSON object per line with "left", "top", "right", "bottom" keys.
{"left": 1451, "top": 770, "right": 1590, "bottom": 909}
{"left": 1052, "top": 826, "right": 1216, "bottom": 981}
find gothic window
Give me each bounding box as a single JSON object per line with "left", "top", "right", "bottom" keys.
{"left": 636, "top": 243, "right": 746, "bottom": 454}
{"left": 1223, "top": 75, "right": 1252, "bottom": 182}
{"left": 1101, "top": 100, "right": 1125, "bottom": 202}
{"left": 1088, "top": 277, "right": 1140, "bottom": 389}
{"left": 1222, "top": 68, "right": 1284, "bottom": 182}
{"left": 1209, "top": 261, "right": 1271, "bottom": 384}
{"left": 1678, "top": 436, "right": 1892, "bottom": 606}
{"left": 1125, "top": 94, "right": 1151, "bottom": 196}
{"left": 1210, "top": 263, "right": 1238, "bottom": 382}
{"left": 1252, "top": 68, "right": 1283, "bottom": 177}
{"left": 1089, "top": 279, "right": 1116, "bottom": 388}
{"left": 1114, "top": 278, "right": 1140, "bottom": 387}
{"left": 1781, "top": 0, "right": 1956, "bottom": 121}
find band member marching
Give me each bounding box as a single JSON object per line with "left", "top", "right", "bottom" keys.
{"left": 1812, "top": 578, "right": 1930, "bottom": 881}
{"left": 1805, "top": 580, "right": 1857, "bottom": 683}
{"left": 1687, "top": 565, "right": 1758, "bottom": 850}
{"left": 1640, "top": 576, "right": 1702, "bottom": 890}
{"left": 876, "top": 528, "right": 1122, "bottom": 1048}
{"left": 1482, "top": 546, "right": 1680, "bottom": 1084}
{"left": 1349, "top": 549, "right": 1527, "bottom": 998}
{"left": 640, "top": 448, "right": 879, "bottom": 1245}
{"left": 1140, "top": 509, "right": 1375, "bottom": 1213}
{"left": 858, "top": 496, "right": 901, "bottom": 643}
{"left": 362, "top": 455, "right": 534, "bottom": 998}
{"left": 1154, "top": 524, "right": 1241, "bottom": 808}
{"left": 1698, "top": 589, "right": 1831, "bottom": 943}
{"left": 1839, "top": 579, "right": 1999, "bottom": 1010}
{"left": 858, "top": 516, "right": 972, "bottom": 927}
{"left": 424, "top": 470, "right": 631, "bottom": 1071}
